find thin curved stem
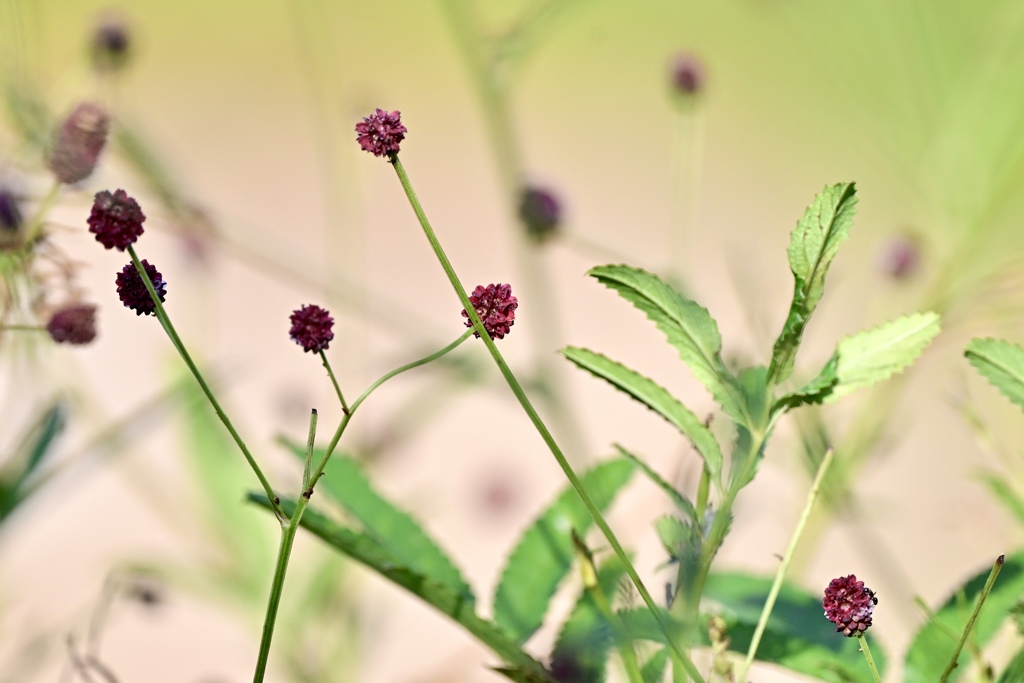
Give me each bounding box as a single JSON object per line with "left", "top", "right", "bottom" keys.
{"left": 858, "top": 634, "right": 882, "bottom": 683}
{"left": 319, "top": 350, "right": 350, "bottom": 414}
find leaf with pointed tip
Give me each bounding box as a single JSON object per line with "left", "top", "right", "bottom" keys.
{"left": 493, "top": 458, "right": 635, "bottom": 644}
{"left": 905, "top": 552, "right": 1024, "bottom": 683}
{"left": 965, "top": 337, "right": 1024, "bottom": 412}
{"left": 279, "top": 438, "right": 472, "bottom": 601}
{"left": 614, "top": 445, "right": 698, "bottom": 525}
{"left": 587, "top": 265, "right": 747, "bottom": 425}
{"left": 562, "top": 348, "right": 723, "bottom": 481}
{"left": 768, "top": 183, "right": 858, "bottom": 385}
{"left": 549, "top": 556, "right": 628, "bottom": 683}
{"left": 640, "top": 647, "right": 669, "bottom": 683}
{"left": 828, "top": 311, "right": 940, "bottom": 400}
{"left": 248, "top": 494, "right": 557, "bottom": 683}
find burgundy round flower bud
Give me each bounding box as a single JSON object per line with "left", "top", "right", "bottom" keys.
{"left": 289, "top": 304, "right": 334, "bottom": 353}
{"left": 823, "top": 574, "right": 877, "bottom": 637}
{"left": 519, "top": 186, "right": 563, "bottom": 242}
{"left": 462, "top": 283, "right": 517, "bottom": 340}
{"left": 669, "top": 52, "right": 704, "bottom": 98}
{"left": 47, "top": 101, "right": 110, "bottom": 184}
{"left": 355, "top": 109, "right": 407, "bottom": 159}
{"left": 0, "top": 187, "right": 22, "bottom": 233}
{"left": 46, "top": 303, "right": 98, "bottom": 345}
{"left": 91, "top": 15, "right": 131, "bottom": 72}
{"left": 88, "top": 189, "right": 146, "bottom": 250}
{"left": 116, "top": 259, "right": 166, "bottom": 316}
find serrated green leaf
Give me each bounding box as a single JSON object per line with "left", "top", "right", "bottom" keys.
{"left": 702, "top": 572, "right": 885, "bottom": 683}
{"left": 966, "top": 338, "right": 1024, "bottom": 412}
{"left": 774, "top": 357, "right": 839, "bottom": 413}
{"left": 563, "top": 348, "right": 723, "bottom": 481}
{"left": 614, "top": 445, "right": 698, "bottom": 525}
{"left": 587, "top": 265, "right": 747, "bottom": 425}
{"left": 493, "top": 458, "right": 635, "bottom": 644}
{"left": 549, "top": 556, "right": 628, "bottom": 683}
{"left": 247, "top": 494, "right": 556, "bottom": 683}
{"left": 640, "top": 647, "right": 669, "bottom": 683}
{"left": 906, "top": 552, "right": 1024, "bottom": 683}
{"left": 279, "top": 438, "right": 472, "bottom": 601}
{"left": 827, "top": 312, "right": 940, "bottom": 401}
{"left": 769, "top": 183, "right": 858, "bottom": 385}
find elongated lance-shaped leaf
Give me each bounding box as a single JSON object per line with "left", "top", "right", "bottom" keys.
{"left": 0, "top": 403, "right": 65, "bottom": 522}
{"left": 905, "top": 552, "right": 1024, "bottom": 683}
{"left": 279, "top": 438, "right": 473, "bottom": 601}
{"left": 614, "top": 445, "right": 698, "bottom": 525}
{"left": 588, "top": 265, "right": 748, "bottom": 426}
{"left": 549, "top": 555, "right": 628, "bottom": 683}
{"left": 768, "top": 183, "right": 858, "bottom": 386}
{"left": 827, "top": 311, "right": 940, "bottom": 401}
{"left": 493, "top": 458, "right": 635, "bottom": 644}
{"left": 247, "top": 495, "right": 557, "bottom": 683}
{"left": 965, "top": 337, "right": 1024, "bottom": 412}
{"left": 562, "top": 346, "right": 723, "bottom": 482}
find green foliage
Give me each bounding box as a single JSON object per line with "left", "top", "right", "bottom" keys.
{"left": 548, "top": 556, "right": 628, "bottom": 683}
{"left": 280, "top": 439, "right": 473, "bottom": 601}
{"left": 614, "top": 445, "right": 698, "bottom": 525}
{"left": 702, "top": 572, "right": 885, "bottom": 683}
{"left": 769, "top": 182, "right": 858, "bottom": 386}
{"left": 640, "top": 647, "right": 669, "bottom": 683}
{"left": 0, "top": 403, "right": 64, "bottom": 522}
{"left": 996, "top": 645, "right": 1024, "bottom": 683}
{"left": 248, "top": 495, "right": 556, "bottom": 683}
{"left": 587, "top": 264, "right": 748, "bottom": 426}
{"left": 966, "top": 337, "right": 1024, "bottom": 412}
{"left": 562, "top": 347, "right": 723, "bottom": 482}
{"left": 905, "top": 551, "right": 1024, "bottom": 683}
{"left": 493, "top": 457, "right": 635, "bottom": 644}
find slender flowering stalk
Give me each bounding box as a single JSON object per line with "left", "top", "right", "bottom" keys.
{"left": 384, "top": 150, "right": 705, "bottom": 683}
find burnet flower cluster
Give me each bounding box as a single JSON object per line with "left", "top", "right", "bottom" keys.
{"left": 822, "top": 574, "right": 877, "bottom": 637}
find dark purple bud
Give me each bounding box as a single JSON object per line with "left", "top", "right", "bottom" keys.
{"left": 462, "top": 283, "right": 517, "bottom": 340}
{"left": 87, "top": 189, "right": 146, "bottom": 250}
{"left": 48, "top": 102, "right": 110, "bottom": 184}
{"left": 669, "top": 52, "right": 704, "bottom": 98}
{"left": 46, "top": 303, "right": 98, "bottom": 345}
{"left": 91, "top": 14, "right": 131, "bottom": 72}
{"left": 823, "top": 574, "right": 876, "bottom": 637}
{"left": 116, "top": 259, "right": 166, "bottom": 316}
{"left": 519, "top": 186, "right": 563, "bottom": 242}
{"left": 289, "top": 304, "right": 334, "bottom": 353}
{"left": 355, "top": 109, "right": 407, "bottom": 159}
{"left": 0, "top": 187, "right": 22, "bottom": 233}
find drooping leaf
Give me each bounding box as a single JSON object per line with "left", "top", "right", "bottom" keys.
{"left": 827, "top": 312, "right": 940, "bottom": 400}
{"left": 703, "top": 572, "right": 886, "bottom": 683}
{"left": 562, "top": 347, "right": 723, "bottom": 481}
{"left": 768, "top": 183, "right": 858, "bottom": 385}
{"left": 549, "top": 555, "right": 628, "bottom": 683}
{"left": 247, "top": 495, "right": 556, "bottom": 683}
{"left": 493, "top": 458, "right": 635, "bottom": 644}
{"left": 587, "top": 265, "right": 747, "bottom": 425}
{"left": 279, "top": 438, "right": 472, "bottom": 601}
{"left": 639, "top": 647, "right": 669, "bottom": 683}
{"left": 614, "top": 445, "right": 698, "bottom": 525}
{"left": 905, "top": 552, "right": 1024, "bottom": 683}
{"left": 966, "top": 337, "right": 1024, "bottom": 412}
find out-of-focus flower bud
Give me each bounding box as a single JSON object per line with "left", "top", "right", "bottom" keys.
{"left": 47, "top": 102, "right": 110, "bottom": 185}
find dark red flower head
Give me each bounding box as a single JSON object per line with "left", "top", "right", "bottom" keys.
{"left": 92, "top": 14, "right": 131, "bottom": 72}
{"left": 88, "top": 189, "right": 146, "bottom": 250}
{"left": 462, "top": 283, "right": 517, "bottom": 340}
{"left": 47, "top": 303, "right": 98, "bottom": 345}
{"left": 48, "top": 101, "right": 110, "bottom": 184}
{"left": 290, "top": 304, "right": 334, "bottom": 353}
{"left": 519, "top": 186, "right": 563, "bottom": 242}
{"left": 669, "top": 52, "right": 704, "bottom": 97}
{"left": 355, "top": 109, "right": 407, "bottom": 159}
{"left": 823, "top": 574, "right": 876, "bottom": 637}
{"left": 116, "top": 259, "right": 166, "bottom": 316}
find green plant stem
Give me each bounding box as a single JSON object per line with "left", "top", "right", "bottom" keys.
{"left": 0, "top": 324, "right": 43, "bottom": 332}
{"left": 22, "top": 180, "right": 60, "bottom": 245}
{"left": 319, "top": 350, "right": 350, "bottom": 414}
{"left": 252, "top": 410, "right": 319, "bottom": 683}
{"left": 736, "top": 447, "right": 835, "bottom": 683}
{"left": 858, "top": 634, "right": 883, "bottom": 683}
{"left": 939, "top": 554, "right": 1005, "bottom": 683}
{"left": 390, "top": 156, "right": 705, "bottom": 683}
{"left": 126, "top": 245, "right": 283, "bottom": 519}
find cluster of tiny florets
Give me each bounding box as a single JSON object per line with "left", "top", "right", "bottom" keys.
{"left": 116, "top": 260, "right": 166, "bottom": 316}
{"left": 462, "top": 284, "right": 517, "bottom": 340}
{"left": 289, "top": 304, "right": 334, "bottom": 353}
{"left": 822, "top": 574, "right": 876, "bottom": 637}
{"left": 48, "top": 101, "right": 110, "bottom": 184}
{"left": 88, "top": 189, "right": 146, "bottom": 250}
{"left": 46, "top": 303, "right": 98, "bottom": 345}
{"left": 355, "top": 109, "right": 407, "bottom": 159}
